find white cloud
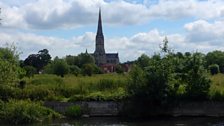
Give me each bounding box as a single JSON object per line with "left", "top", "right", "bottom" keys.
{"left": 184, "top": 19, "right": 224, "bottom": 45}
{"left": 1, "top": 28, "right": 224, "bottom": 62}
{"left": 1, "top": 0, "right": 224, "bottom": 29}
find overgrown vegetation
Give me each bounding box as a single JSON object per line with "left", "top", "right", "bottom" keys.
{"left": 0, "top": 99, "right": 61, "bottom": 124}
{"left": 65, "top": 105, "right": 82, "bottom": 118}
{"left": 2, "top": 37, "right": 224, "bottom": 124}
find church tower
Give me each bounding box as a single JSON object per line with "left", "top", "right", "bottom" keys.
{"left": 94, "top": 8, "right": 106, "bottom": 65}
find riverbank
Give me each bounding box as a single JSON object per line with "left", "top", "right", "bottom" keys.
{"left": 44, "top": 101, "right": 224, "bottom": 117}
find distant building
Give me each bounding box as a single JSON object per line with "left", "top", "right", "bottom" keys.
{"left": 92, "top": 9, "right": 119, "bottom": 72}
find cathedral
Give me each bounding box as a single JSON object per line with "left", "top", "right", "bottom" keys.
{"left": 92, "top": 9, "right": 120, "bottom": 72}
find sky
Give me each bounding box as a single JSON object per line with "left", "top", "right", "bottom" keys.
{"left": 0, "top": 0, "right": 224, "bottom": 62}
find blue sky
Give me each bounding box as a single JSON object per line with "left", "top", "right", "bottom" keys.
{"left": 0, "top": 0, "right": 224, "bottom": 62}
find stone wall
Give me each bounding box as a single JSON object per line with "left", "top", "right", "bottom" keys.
{"left": 44, "top": 101, "right": 224, "bottom": 117}
{"left": 44, "top": 101, "right": 122, "bottom": 116}
{"left": 171, "top": 101, "right": 224, "bottom": 117}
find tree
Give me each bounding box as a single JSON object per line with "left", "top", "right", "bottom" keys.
{"left": 82, "top": 64, "right": 95, "bottom": 76}
{"left": 69, "top": 65, "right": 81, "bottom": 76}
{"left": 52, "top": 58, "right": 69, "bottom": 77}
{"left": 77, "top": 53, "right": 95, "bottom": 68}
{"left": 184, "top": 53, "right": 211, "bottom": 99}
{"left": 0, "top": 46, "right": 24, "bottom": 85}
{"left": 160, "top": 36, "right": 171, "bottom": 54}
{"left": 128, "top": 53, "right": 174, "bottom": 104}
{"left": 38, "top": 49, "right": 51, "bottom": 69}
{"left": 206, "top": 50, "right": 224, "bottom": 73}
{"left": 115, "top": 64, "right": 124, "bottom": 74}
{"left": 136, "top": 54, "right": 150, "bottom": 69}
{"left": 23, "top": 66, "right": 37, "bottom": 78}
{"left": 24, "top": 49, "right": 51, "bottom": 72}
{"left": 209, "top": 64, "right": 219, "bottom": 75}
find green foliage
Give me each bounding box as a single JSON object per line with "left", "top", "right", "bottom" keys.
{"left": 206, "top": 50, "right": 224, "bottom": 73}
{"left": 45, "top": 58, "right": 69, "bottom": 77}
{"left": 69, "top": 65, "right": 81, "bottom": 76}
{"left": 160, "top": 36, "right": 170, "bottom": 53}
{"left": 82, "top": 63, "right": 95, "bottom": 76}
{"left": 65, "top": 105, "right": 82, "bottom": 118}
{"left": 0, "top": 100, "right": 60, "bottom": 124}
{"left": 209, "top": 64, "right": 220, "bottom": 75}
{"left": 0, "top": 85, "right": 18, "bottom": 100}
{"left": 0, "top": 46, "right": 23, "bottom": 85}
{"left": 69, "top": 87, "right": 127, "bottom": 101}
{"left": 184, "top": 53, "right": 211, "bottom": 99}
{"left": 77, "top": 53, "right": 95, "bottom": 68}
{"left": 24, "top": 49, "right": 51, "bottom": 72}
{"left": 23, "top": 66, "right": 37, "bottom": 78}
{"left": 28, "top": 74, "right": 64, "bottom": 85}
{"left": 127, "top": 65, "right": 146, "bottom": 98}
{"left": 136, "top": 54, "right": 150, "bottom": 69}
{"left": 115, "top": 64, "right": 124, "bottom": 74}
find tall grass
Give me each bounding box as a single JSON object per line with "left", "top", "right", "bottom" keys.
{"left": 0, "top": 100, "right": 61, "bottom": 124}
{"left": 21, "top": 73, "right": 128, "bottom": 101}
{"left": 209, "top": 74, "right": 224, "bottom": 100}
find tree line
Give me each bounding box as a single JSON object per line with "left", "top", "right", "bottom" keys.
{"left": 20, "top": 49, "right": 124, "bottom": 78}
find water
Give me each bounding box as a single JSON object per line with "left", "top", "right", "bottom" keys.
{"left": 35, "top": 117, "right": 224, "bottom": 126}
{"left": 2, "top": 117, "right": 224, "bottom": 126}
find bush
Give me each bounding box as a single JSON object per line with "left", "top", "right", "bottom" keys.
{"left": 86, "top": 92, "right": 107, "bottom": 101}
{"left": 69, "top": 65, "right": 81, "bottom": 76}
{"left": 0, "top": 85, "right": 19, "bottom": 100}
{"left": 209, "top": 64, "right": 219, "bottom": 75}
{"left": 52, "top": 59, "right": 69, "bottom": 77}
{"left": 115, "top": 65, "right": 124, "bottom": 74}
{"left": 209, "top": 91, "right": 224, "bottom": 101}
{"left": 184, "top": 53, "right": 211, "bottom": 100}
{"left": 0, "top": 46, "right": 22, "bottom": 86}
{"left": 23, "top": 66, "right": 37, "bottom": 78}
{"left": 0, "top": 100, "right": 60, "bottom": 124}
{"left": 65, "top": 105, "right": 82, "bottom": 118}
{"left": 82, "top": 63, "right": 94, "bottom": 76}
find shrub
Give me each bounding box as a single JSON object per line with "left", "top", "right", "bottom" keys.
{"left": 18, "top": 80, "right": 26, "bottom": 89}
{"left": 52, "top": 59, "right": 69, "bottom": 77}
{"left": 21, "top": 87, "right": 53, "bottom": 101}
{"left": 82, "top": 63, "right": 94, "bottom": 76}
{"left": 0, "top": 85, "right": 19, "bottom": 100}
{"left": 184, "top": 53, "right": 211, "bottom": 100}
{"left": 209, "top": 91, "right": 224, "bottom": 101}
{"left": 0, "top": 46, "right": 22, "bottom": 86}
{"left": 23, "top": 66, "right": 37, "bottom": 78}
{"left": 209, "top": 64, "right": 219, "bottom": 75}
{"left": 115, "top": 65, "right": 124, "bottom": 74}
{"left": 86, "top": 92, "right": 107, "bottom": 101}
{"left": 69, "top": 65, "right": 81, "bottom": 76}
{"left": 0, "top": 100, "right": 60, "bottom": 124}
{"left": 65, "top": 105, "right": 82, "bottom": 118}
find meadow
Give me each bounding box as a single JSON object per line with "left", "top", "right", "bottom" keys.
{"left": 5, "top": 73, "right": 221, "bottom": 102}
{"left": 23, "top": 73, "right": 128, "bottom": 102}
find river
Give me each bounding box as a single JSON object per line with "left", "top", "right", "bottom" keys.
{"left": 12, "top": 117, "right": 224, "bottom": 126}
{"left": 0, "top": 117, "right": 224, "bottom": 126}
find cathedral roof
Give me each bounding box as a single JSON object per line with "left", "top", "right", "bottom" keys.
{"left": 106, "top": 53, "right": 119, "bottom": 58}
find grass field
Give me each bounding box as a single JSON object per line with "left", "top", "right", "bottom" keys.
{"left": 23, "top": 73, "right": 128, "bottom": 101}
{"left": 12, "top": 73, "right": 224, "bottom": 102}
{"left": 209, "top": 74, "right": 224, "bottom": 100}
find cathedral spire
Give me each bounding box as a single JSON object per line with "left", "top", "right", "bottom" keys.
{"left": 97, "top": 8, "right": 103, "bottom": 36}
